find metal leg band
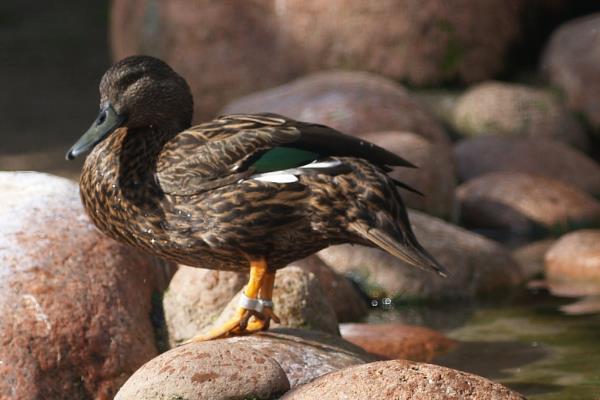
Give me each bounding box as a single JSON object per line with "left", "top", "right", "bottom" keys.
{"left": 239, "top": 293, "right": 274, "bottom": 314}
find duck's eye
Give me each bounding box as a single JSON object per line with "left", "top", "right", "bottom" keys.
{"left": 97, "top": 110, "right": 107, "bottom": 125}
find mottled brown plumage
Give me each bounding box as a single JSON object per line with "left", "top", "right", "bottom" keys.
{"left": 68, "top": 56, "right": 444, "bottom": 339}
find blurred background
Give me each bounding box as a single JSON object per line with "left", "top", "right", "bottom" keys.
{"left": 3, "top": 1, "right": 600, "bottom": 399}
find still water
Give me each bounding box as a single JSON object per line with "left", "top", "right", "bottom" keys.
{"left": 368, "top": 290, "right": 600, "bottom": 399}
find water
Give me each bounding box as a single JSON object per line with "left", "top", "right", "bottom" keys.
{"left": 367, "top": 290, "right": 600, "bottom": 399}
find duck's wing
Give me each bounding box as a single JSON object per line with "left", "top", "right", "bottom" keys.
{"left": 156, "top": 113, "right": 417, "bottom": 196}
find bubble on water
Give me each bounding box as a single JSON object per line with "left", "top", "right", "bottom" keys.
{"left": 371, "top": 300, "right": 379, "bottom": 307}
{"left": 383, "top": 297, "right": 392, "bottom": 306}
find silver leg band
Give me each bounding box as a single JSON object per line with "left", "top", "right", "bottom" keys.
{"left": 239, "top": 293, "right": 274, "bottom": 313}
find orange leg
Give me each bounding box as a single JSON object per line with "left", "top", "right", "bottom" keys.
{"left": 186, "top": 259, "right": 278, "bottom": 342}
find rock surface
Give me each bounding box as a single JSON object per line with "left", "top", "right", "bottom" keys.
{"left": 115, "top": 340, "right": 290, "bottom": 400}
{"left": 360, "top": 131, "right": 457, "bottom": 220}
{"left": 542, "top": 13, "right": 600, "bottom": 128}
{"left": 163, "top": 267, "right": 247, "bottom": 347}
{"left": 317, "top": 210, "right": 524, "bottom": 300}
{"left": 282, "top": 359, "right": 525, "bottom": 399}
{"left": 454, "top": 136, "right": 600, "bottom": 195}
{"left": 223, "top": 71, "right": 449, "bottom": 145}
{"left": 116, "top": 329, "right": 373, "bottom": 398}
{"left": 452, "top": 81, "right": 587, "bottom": 149}
{"left": 512, "top": 239, "right": 556, "bottom": 279}
{"left": 291, "top": 255, "right": 367, "bottom": 323}
{"left": 340, "top": 323, "right": 457, "bottom": 362}
{"left": 545, "top": 230, "right": 600, "bottom": 297}
{"left": 0, "top": 172, "right": 174, "bottom": 400}
{"left": 457, "top": 172, "right": 600, "bottom": 238}
{"left": 272, "top": 0, "right": 524, "bottom": 86}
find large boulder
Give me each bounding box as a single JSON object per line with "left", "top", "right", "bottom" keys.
{"left": 457, "top": 172, "right": 600, "bottom": 239}
{"left": 111, "top": 1, "right": 524, "bottom": 120}
{"left": 116, "top": 329, "right": 374, "bottom": 399}
{"left": 544, "top": 230, "right": 600, "bottom": 297}
{"left": 360, "top": 131, "right": 457, "bottom": 220}
{"left": 111, "top": 0, "right": 299, "bottom": 120}
{"left": 282, "top": 359, "right": 525, "bottom": 399}
{"left": 317, "top": 210, "right": 524, "bottom": 300}
{"left": 452, "top": 82, "right": 588, "bottom": 149}
{"left": 272, "top": 0, "right": 524, "bottom": 85}
{"left": 542, "top": 13, "right": 600, "bottom": 129}
{"left": 0, "top": 172, "right": 174, "bottom": 400}
{"left": 454, "top": 136, "right": 600, "bottom": 195}
{"left": 115, "top": 340, "right": 290, "bottom": 400}
{"left": 340, "top": 323, "right": 457, "bottom": 362}
{"left": 222, "top": 71, "right": 449, "bottom": 145}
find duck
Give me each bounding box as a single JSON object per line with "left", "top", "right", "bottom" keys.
{"left": 66, "top": 55, "right": 445, "bottom": 341}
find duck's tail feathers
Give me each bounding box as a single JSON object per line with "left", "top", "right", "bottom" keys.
{"left": 349, "top": 221, "right": 447, "bottom": 277}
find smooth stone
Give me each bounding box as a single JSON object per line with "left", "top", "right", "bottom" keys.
{"left": 454, "top": 136, "right": 600, "bottom": 195}
{"left": 274, "top": 0, "right": 523, "bottom": 85}
{"left": 340, "top": 323, "right": 457, "bottom": 362}
{"left": 452, "top": 81, "right": 587, "bottom": 149}
{"left": 282, "top": 359, "right": 525, "bottom": 399}
{"left": 163, "top": 267, "right": 247, "bottom": 347}
{"left": 457, "top": 172, "right": 600, "bottom": 239}
{"left": 0, "top": 172, "right": 175, "bottom": 400}
{"left": 115, "top": 340, "right": 290, "bottom": 400}
{"left": 542, "top": 13, "right": 600, "bottom": 129}
{"left": 545, "top": 229, "right": 600, "bottom": 297}
{"left": 512, "top": 239, "right": 557, "bottom": 279}
{"left": 318, "top": 209, "right": 523, "bottom": 300}
{"left": 291, "top": 255, "right": 368, "bottom": 323}
{"left": 360, "top": 131, "right": 457, "bottom": 220}
{"left": 222, "top": 70, "right": 449, "bottom": 145}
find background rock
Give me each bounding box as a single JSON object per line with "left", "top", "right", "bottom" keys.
{"left": 291, "top": 255, "right": 368, "bottom": 323}
{"left": 512, "top": 239, "right": 557, "bottom": 279}
{"left": 163, "top": 267, "right": 247, "bottom": 347}
{"left": 0, "top": 172, "right": 174, "bottom": 400}
{"left": 282, "top": 359, "right": 525, "bottom": 399}
{"left": 452, "top": 81, "right": 588, "bottom": 149}
{"left": 542, "top": 13, "right": 600, "bottom": 129}
{"left": 115, "top": 340, "right": 290, "bottom": 400}
{"left": 457, "top": 172, "right": 600, "bottom": 239}
{"left": 111, "top": 1, "right": 524, "bottom": 120}
{"left": 273, "top": 0, "right": 523, "bottom": 85}
{"left": 340, "top": 323, "right": 457, "bottom": 362}
{"left": 544, "top": 230, "right": 600, "bottom": 297}
{"left": 454, "top": 136, "right": 600, "bottom": 195}
{"left": 223, "top": 71, "right": 449, "bottom": 145}
{"left": 317, "top": 210, "right": 524, "bottom": 300}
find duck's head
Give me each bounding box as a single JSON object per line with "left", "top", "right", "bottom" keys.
{"left": 66, "top": 55, "right": 193, "bottom": 160}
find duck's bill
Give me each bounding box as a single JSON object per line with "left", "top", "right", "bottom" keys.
{"left": 66, "top": 103, "right": 125, "bottom": 160}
